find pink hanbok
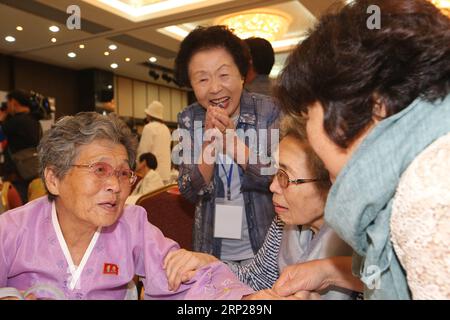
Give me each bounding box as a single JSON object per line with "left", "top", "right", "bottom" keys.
{"left": 0, "top": 197, "right": 253, "bottom": 300}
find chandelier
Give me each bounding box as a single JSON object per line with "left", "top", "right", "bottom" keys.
{"left": 429, "top": 0, "right": 450, "bottom": 17}
{"left": 217, "top": 12, "right": 291, "bottom": 42}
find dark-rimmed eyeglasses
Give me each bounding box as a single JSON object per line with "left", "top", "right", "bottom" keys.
{"left": 71, "top": 162, "right": 137, "bottom": 185}
{"left": 275, "top": 168, "right": 324, "bottom": 189}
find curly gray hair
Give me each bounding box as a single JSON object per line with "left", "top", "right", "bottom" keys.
{"left": 38, "top": 112, "right": 138, "bottom": 200}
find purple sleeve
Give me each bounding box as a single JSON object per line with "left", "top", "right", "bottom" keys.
{"left": 0, "top": 213, "right": 18, "bottom": 288}
{"left": 132, "top": 209, "right": 254, "bottom": 299}
{"left": 0, "top": 217, "right": 8, "bottom": 287}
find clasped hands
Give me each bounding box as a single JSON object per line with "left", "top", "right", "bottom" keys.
{"left": 204, "top": 105, "right": 238, "bottom": 154}
{"left": 205, "top": 104, "right": 235, "bottom": 134}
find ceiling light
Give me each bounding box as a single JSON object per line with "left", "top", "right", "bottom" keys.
{"left": 5, "top": 36, "right": 16, "bottom": 43}
{"left": 104, "top": 51, "right": 110, "bottom": 56}
{"left": 217, "top": 11, "right": 291, "bottom": 42}
{"left": 79, "top": 44, "right": 85, "bottom": 49}
{"left": 429, "top": 0, "right": 450, "bottom": 17}
{"left": 16, "top": 26, "right": 23, "bottom": 31}
{"left": 108, "top": 44, "right": 118, "bottom": 50}
{"left": 149, "top": 57, "right": 157, "bottom": 63}
{"left": 86, "top": 0, "right": 204, "bottom": 21}
{"left": 51, "top": 38, "right": 57, "bottom": 43}
{"left": 159, "top": 26, "right": 190, "bottom": 40}
{"left": 107, "top": 85, "right": 113, "bottom": 89}
{"left": 49, "top": 26, "right": 60, "bottom": 33}
{"left": 272, "top": 36, "right": 307, "bottom": 51}
{"left": 68, "top": 52, "right": 77, "bottom": 58}
{"left": 110, "top": 63, "right": 118, "bottom": 69}
{"left": 125, "top": 57, "right": 131, "bottom": 62}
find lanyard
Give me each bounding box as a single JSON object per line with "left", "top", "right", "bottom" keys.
{"left": 219, "top": 157, "right": 234, "bottom": 201}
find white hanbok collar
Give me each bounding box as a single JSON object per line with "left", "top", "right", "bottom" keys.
{"left": 51, "top": 202, "right": 102, "bottom": 290}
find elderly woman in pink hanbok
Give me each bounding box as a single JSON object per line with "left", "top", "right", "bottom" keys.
{"left": 0, "top": 112, "right": 253, "bottom": 300}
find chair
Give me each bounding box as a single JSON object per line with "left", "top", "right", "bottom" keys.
{"left": 28, "top": 178, "right": 47, "bottom": 201}
{"left": 1, "top": 181, "right": 23, "bottom": 211}
{"left": 135, "top": 183, "right": 195, "bottom": 250}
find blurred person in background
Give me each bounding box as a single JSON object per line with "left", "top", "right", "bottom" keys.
{"left": 0, "top": 90, "right": 41, "bottom": 203}
{"left": 137, "top": 101, "right": 172, "bottom": 184}
{"left": 244, "top": 37, "right": 275, "bottom": 96}
{"left": 126, "top": 152, "right": 164, "bottom": 204}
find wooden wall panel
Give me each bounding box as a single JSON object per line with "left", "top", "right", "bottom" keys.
{"left": 133, "top": 80, "right": 146, "bottom": 119}
{"left": 159, "top": 86, "right": 171, "bottom": 121}
{"left": 117, "top": 77, "right": 133, "bottom": 117}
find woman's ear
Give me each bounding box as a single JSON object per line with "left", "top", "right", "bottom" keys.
{"left": 372, "top": 100, "right": 387, "bottom": 122}
{"left": 44, "top": 167, "right": 61, "bottom": 197}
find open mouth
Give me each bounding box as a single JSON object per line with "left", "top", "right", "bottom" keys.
{"left": 98, "top": 200, "right": 118, "bottom": 212}
{"left": 210, "top": 97, "right": 230, "bottom": 107}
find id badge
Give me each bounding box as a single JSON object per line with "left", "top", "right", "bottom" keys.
{"left": 214, "top": 200, "right": 243, "bottom": 240}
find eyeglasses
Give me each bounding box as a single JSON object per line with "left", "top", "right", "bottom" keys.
{"left": 71, "top": 162, "right": 137, "bottom": 185}
{"left": 275, "top": 168, "right": 323, "bottom": 189}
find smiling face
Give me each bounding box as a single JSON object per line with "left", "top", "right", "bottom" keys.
{"left": 47, "top": 139, "right": 132, "bottom": 228}
{"left": 270, "top": 135, "right": 327, "bottom": 230}
{"left": 188, "top": 47, "right": 244, "bottom": 117}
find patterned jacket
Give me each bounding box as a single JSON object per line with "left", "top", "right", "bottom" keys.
{"left": 176, "top": 91, "right": 280, "bottom": 258}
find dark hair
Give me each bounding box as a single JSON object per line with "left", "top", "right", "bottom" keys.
{"left": 139, "top": 152, "right": 158, "bottom": 170}
{"left": 6, "top": 90, "right": 31, "bottom": 108}
{"left": 174, "top": 25, "right": 251, "bottom": 88}
{"left": 244, "top": 37, "right": 275, "bottom": 75}
{"left": 275, "top": 0, "right": 450, "bottom": 148}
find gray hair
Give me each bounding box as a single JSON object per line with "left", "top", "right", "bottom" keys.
{"left": 38, "top": 112, "right": 138, "bottom": 199}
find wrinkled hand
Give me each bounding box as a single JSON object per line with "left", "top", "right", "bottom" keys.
{"left": 205, "top": 105, "right": 236, "bottom": 154}
{"left": 242, "top": 289, "right": 319, "bottom": 300}
{"left": 209, "top": 106, "right": 235, "bottom": 134}
{"left": 205, "top": 105, "right": 217, "bottom": 132}
{"left": 273, "top": 260, "right": 331, "bottom": 297}
{"left": 163, "top": 249, "right": 218, "bottom": 292}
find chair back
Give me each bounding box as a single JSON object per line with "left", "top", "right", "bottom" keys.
{"left": 136, "top": 184, "right": 195, "bottom": 250}
{"left": 28, "top": 178, "right": 47, "bottom": 202}
{"left": 1, "top": 181, "right": 23, "bottom": 211}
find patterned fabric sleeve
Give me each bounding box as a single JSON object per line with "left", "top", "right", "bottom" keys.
{"left": 176, "top": 108, "right": 214, "bottom": 204}
{"left": 225, "top": 217, "right": 284, "bottom": 291}
{"left": 391, "top": 133, "right": 450, "bottom": 299}
{"left": 241, "top": 98, "right": 280, "bottom": 193}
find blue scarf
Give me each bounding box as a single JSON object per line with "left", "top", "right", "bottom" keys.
{"left": 325, "top": 94, "right": 450, "bottom": 299}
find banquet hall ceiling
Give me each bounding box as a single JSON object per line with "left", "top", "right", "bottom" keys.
{"left": 0, "top": 0, "right": 341, "bottom": 83}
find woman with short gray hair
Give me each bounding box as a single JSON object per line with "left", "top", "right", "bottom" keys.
{"left": 38, "top": 112, "right": 137, "bottom": 200}
{"left": 0, "top": 112, "right": 253, "bottom": 300}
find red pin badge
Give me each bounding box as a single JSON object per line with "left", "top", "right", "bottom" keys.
{"left": 103, "top": 263, "right": 119, "bottom": 275}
